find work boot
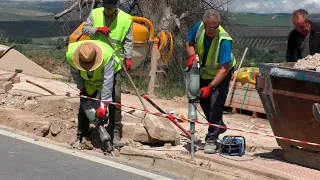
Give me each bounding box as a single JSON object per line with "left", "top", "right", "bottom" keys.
{"left": 113, "top": 133, "right": 125, "bottom": 148}
{"left": 204, "top": 141, "right": 217, "bottom": 154}
{"left": 72, "top": 139, "right": 85, "bottom": 150}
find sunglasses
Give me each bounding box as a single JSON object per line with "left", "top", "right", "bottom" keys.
{"left": 204, "top": 24, "right": 219, "bottom": 31}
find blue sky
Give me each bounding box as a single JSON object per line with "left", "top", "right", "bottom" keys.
{"left": 232, "top": 0, "right": 320, "bottom": 13}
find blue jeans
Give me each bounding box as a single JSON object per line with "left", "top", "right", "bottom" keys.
{"left": 199, "top": 69, "right": 233, "bottom": 143}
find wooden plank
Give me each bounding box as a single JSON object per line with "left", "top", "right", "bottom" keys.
{"left": 225, "top": 97, "right": 264, "bottom": 108}
{"left": 229, "top": 88, "right": 260, "bottom": 98}
{"left": 226, "top": 94, "right": 261, "bottom": 102}
{"left": 229, "top": 81, "right": 256, "bottom": 89}
{"left": 227, "top": 102, "right": 265, "bottom": 114}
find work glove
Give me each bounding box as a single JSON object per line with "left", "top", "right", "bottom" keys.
{"left": 125, "top": 58, "right": 131, "bottom": 70}
{"left": 199, "top": 86, "right": 212, "bottom": 98}
{"left": 186, "top": 54, "right": 197, "bottom": 69}
{"left": 80, "top": 88, "right": 86, "bottom": 95}
{"left": 96, "top": 103, "right": 108, "bottom": 118}
{"left": 96, "top": 26, "right": 111, "bottom": 36}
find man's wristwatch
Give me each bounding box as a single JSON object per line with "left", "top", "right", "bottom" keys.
{"left": 209, "top": 83, "right": 215, "bottom": 88}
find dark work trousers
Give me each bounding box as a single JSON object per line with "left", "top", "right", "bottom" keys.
{"left": 199, "top": 69, "right": 233, "bottom": 143}
{"left": 107, "top": 70, "right": 123, "bottom": 139}
{"left": 77, "top": 90, "right": 99, "bottom": 141}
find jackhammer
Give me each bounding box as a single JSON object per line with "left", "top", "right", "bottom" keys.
{"left": 185, "top": 59, "right": 200, "bottom": 159}
{"left": 82, "top": 100, "right": 114, "bottom": 155}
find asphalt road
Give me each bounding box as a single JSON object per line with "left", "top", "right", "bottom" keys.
{"left": 0, "top": 129, "right": 178, "bottom": 180}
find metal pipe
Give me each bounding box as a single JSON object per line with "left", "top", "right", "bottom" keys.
{"left": 132, "top": 16, "right": 155, "bottom": 41}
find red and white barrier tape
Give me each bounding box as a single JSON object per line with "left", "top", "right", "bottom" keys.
{"left": 66, "top": 92, "right": 320, "bottom": 147}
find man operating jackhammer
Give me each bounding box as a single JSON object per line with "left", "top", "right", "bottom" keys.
{"left": 186, "top": 9, "right": 236, "bottom": 154}
{"left": 66, "top": 40, "right": 117, "bottom": 150}
{"left": 82, "top": 0, "right": 133, "bottom": 148}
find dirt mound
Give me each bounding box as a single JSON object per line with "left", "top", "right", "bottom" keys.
{"left": 0, "top": 44, "right": 53, "bottom": 78}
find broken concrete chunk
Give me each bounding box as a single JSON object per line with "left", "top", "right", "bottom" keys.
{"left": 122, "top": 113, "right": 144, "bottom": 124}
{"left": 122, "top": 122, "right": 161, "bottom": 144}
{"left": 50, "top": 121, "right": 62, "bottom": 136}
{"left": 0, "top": 81, "right": 13, "bottom": 94}
{"left": 143, "top": 114, "right": 179, "bottom": 142}
{"left": 38, "top": 124, "right": 51, "bottom": 137}
{"left": 294, "top": 53, "right": 320, "bottom": 70}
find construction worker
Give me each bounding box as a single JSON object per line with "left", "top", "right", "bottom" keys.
{"left": 185, "top": 9, "right": 236, "bottom": 154}
{"left": 82, "top": 0, "right": 133, "bottom": 147}
{"left": 286, "top": 9, "right": 320, "bottom": 62}
{"left": 66, "top": 40, "right": 117, "bottom": 149}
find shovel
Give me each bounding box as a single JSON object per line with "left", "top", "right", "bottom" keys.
{"left": 313, "top": 103, "right": 320, "bottom": 123}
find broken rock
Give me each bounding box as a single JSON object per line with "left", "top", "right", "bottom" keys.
{"left": 50, "top": 121, "right": 63, "bottom": 136}
{"left": 0, "top": 81, "right": 13, "bottom": 94}
{"left": 122, "top": 113, "right": 143, "bottom": 124}
{"left": 122, "top": 122, "right": 162, "bottom": 144}
{"left": 143, "top": 114, "right": 179, "bottom": 142}
{"left": 36, "top": 124, "right": 51, "bottom": 137}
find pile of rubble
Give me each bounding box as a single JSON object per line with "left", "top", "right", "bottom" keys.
{"left": 294, "top": 53, "right": 320, "bottom": 71}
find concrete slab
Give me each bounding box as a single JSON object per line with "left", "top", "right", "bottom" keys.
{"left": 120, "top": 146, "right": 236, "bottom": 180}
{"left": 185, "top": 150, "right": 320, "bottom": 180}
{"left": 0, "top": 81, "right": 13, "bottom": 93}
{"left": 0, "top": 45, "right": 53, "bottom": 78}
{"left": 0, "top": 69, "right": 79, "bottom": 96}
{"left": 122, "top": 113, "right": 143, "bottom": 124}
{"left": 143, "top": 114, "right": 178, "bottom": 142}
{"left": 122, "top": 122, "right": 162, "bottom": 144}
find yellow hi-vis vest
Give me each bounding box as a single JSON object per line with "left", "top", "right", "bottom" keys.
{"left": 195, "top": 22, "right": 236, "bottom": 79}
{"left": 91, "top": 7, "right": 132, "bottom": 72}
{"left": 66, "top": 40, "right": 114, "bottom": 95}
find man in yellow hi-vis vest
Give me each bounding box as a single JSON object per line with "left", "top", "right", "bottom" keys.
{"left": 82, "top": 0, "right": 133, "bottom": 148}
{"left": 66, "top": 40, "right": 115, "bottom": 150}
{"left": 186, "top": 9, "right": 236, "bottom": 154}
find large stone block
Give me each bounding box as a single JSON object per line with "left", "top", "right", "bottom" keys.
{"left": 122, "top": 112, "right": 145, "bottom": 124}
{"left": 143, "top": 114, "right": 179, "bottom": 142}
{"left": 122, "top": 114, "right": 138, "bottom": 123}
{"left": 122, "top": 122, "right": 162, "bottom": 144}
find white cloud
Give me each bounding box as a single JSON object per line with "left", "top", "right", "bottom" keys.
{"left": 232, "top": 0, "right": 320, "bottom": 13}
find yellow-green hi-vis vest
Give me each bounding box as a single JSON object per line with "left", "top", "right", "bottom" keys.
{"left": 66, "top": 40, "right": 113, "bottom": 95}
{"left": 195, "top": 22, "right": 236, "bottom": 79}
{"left": 91, "top": 7, "right": 132, "bottom": 72}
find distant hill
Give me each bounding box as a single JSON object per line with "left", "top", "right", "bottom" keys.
{"left": 231, "top": 12, "right": 320, "bottom": 26}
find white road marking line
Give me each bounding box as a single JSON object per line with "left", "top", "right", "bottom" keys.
{"left": 0, "top": 128, "right": 174, "bottom": 180}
